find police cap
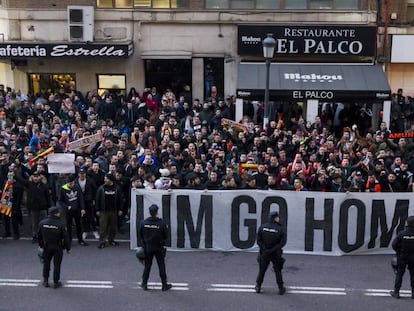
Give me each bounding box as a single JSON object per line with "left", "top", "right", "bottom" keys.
{"left": 269, "top": 211, "right": 279, "bottom": 218}
{"left": 149, "top": 204, "right": 159, "bottom": 213}
{"left": 407, "top": 216, "right": 414, "bottom": 227}
{"left": 48, "top": 206, "right": 61, "bottom": 216}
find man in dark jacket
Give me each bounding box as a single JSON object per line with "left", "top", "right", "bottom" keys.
{"left": 76, "top": 168, "right": 98, "bottom": 240}
{"left": 138, "top": 204, "right": 172, "bottom": 291}
{"left": 58, "top": 174, "right": 87, "bottom": 246}
{"left": 255, "top": 210, "right": 287, "bottom": 295}
{"left": 14, "top": 169, "right": 52, "bottom": 243}
{"left": 95, "top": 173, "right": 123, "bottom": 249}
{"left": 390, "top": 216, "right": 414, "bottom": 299}
{"left": 38, "top": 206, "right": 70, "bottom": 289}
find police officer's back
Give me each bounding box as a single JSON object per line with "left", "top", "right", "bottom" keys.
{"left": 38, "top": 206, "right": 70, "bottom": 289}
{"left": 138, "top": 204, "right": 172, "bottom": 291}
{"left": 390, "top": 216, "right": 414, "bottom": 299}
{"left": 255, "top": 211, "right": 287, "bottom": 295}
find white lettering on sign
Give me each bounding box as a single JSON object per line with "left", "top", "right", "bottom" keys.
{"left": 0, "top": 45, "right": 47, "bottom": 57}
{"left": 304, "top": 39, "right": 363, "bottom": 55}
{"left": 293, "top": 91, "right": 334, "bottom": 100}
{"left": 237, "top": 91, "right": 251, "bottom": 97}
{"left": 51, "top": 45, "right": 126, "bottom": 57}
{"left": 241, "top": 36, "right": 261, "bottom": 44}
{"left": 284, "top": 28, "right": 356, "bottom": 38}
{"left": 284, "top": 73, "right": 343, "bottom": 83}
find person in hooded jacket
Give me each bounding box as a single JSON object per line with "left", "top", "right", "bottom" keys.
{"left": 390, "top": 216, "right": 414, "bottom": 299}
{"left": 138, "top": 204, "right": 172, "bottom": 291}
{"left": 58, "top": 174, "right": 87, "bottom": 246}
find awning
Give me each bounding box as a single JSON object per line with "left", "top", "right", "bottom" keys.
{"left": 237, "top": 63, "right": 391, "bottom": 101}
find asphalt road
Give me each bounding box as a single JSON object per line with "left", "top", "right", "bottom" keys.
{"left": 0, "top": 237, "right": 413, "bottom": 311}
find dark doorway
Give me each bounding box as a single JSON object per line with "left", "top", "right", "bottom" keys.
{"left": 204, "top": 57, "right": 224, "bottom": 101}
{"left": 144, "top": 59, "right": 192, "bottom": 98}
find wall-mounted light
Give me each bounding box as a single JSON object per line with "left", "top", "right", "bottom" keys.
{"left": 28, "top": 25, "right": 35, "bottom": 31}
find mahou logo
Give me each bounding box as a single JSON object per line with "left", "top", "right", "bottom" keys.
{"left": 241, "top": 36, "right": 261, "bottom": 45}
{"left": 284, "top": 73, "right": 343, "bottom": 83}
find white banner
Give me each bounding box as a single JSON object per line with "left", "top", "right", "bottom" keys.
{"left": 47, "top": 153, "right": 75, "bottom": 173}
{"left": 130, "top": 189, "right": 414, "bottom": 256}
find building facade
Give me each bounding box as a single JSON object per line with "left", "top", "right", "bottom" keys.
{"left": 0, "top": 0, "right": 396, "bottom": 127}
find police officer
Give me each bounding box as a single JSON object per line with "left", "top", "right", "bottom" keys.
{"left": 38, "top": 206, "right": 70, "bottom": 289}
{"left": 390, "top": 215, "right": 414, "bottom": 299}
{"left": 255, "top": 210, "right": 287, "bottom": 295}
{"left": 138, "top": 204, "right": 172, "bottom": 291}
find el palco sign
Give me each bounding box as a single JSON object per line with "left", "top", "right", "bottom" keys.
{"left": 238, "top": 25, "right": 376, "bottom": 61}
{"left": 0, "top": 42, "right": 133, "bottom": 58}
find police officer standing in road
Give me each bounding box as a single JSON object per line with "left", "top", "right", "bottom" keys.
{"left": 390, "top": 215, "right": 414, "bottom": 299}
{"left": 255, "top": 210, "right": 287, "bottom": 295}
{"left": 38, "top": 206, "right": 70, "bottom": 289}
{"left": 138, "top": 204, "right": 172, "bottom": 291}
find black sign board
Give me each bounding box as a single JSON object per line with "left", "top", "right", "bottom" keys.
{"left": 0, "top": 42, "right": 134, "bottom": 58}
{"left": 238, "top": 25, "right": 377, "bottom": 62}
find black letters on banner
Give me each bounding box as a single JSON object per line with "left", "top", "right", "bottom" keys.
{"left": 338, "top": 199, "right": 365, "bottom": 253}
{"left": 135, "top": 194, "right": 144, "bottom": 246}
{"left": 162, "top": 195, "right": 172, "bottom": 247}
{"left": 368, "top": 199, "right": 409, "bottom": 249}
{"left": 231, "top": 195, "right": 257, "bottom": 249}
{"left": 305, "top": 198, "right": 333, "bottom": 251}
{"left": 176, "top": 195, "right": 213, "bottom": 249}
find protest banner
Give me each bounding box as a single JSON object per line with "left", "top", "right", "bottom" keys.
{"left": 130, "top": 189, "right": 414, "bottom": 256}
{"left": 67, "top": 133, "right": 103, "bottom": 151}
{"left": 47, "top": 153, "right": 76, "bottom": 173}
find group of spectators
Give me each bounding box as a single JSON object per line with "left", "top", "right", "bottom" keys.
{"left": 1, "top": 82, "right": 414, "bottom": 239}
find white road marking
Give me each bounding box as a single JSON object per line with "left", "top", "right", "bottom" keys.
{"left": 66, "top": 280, "right": 113, "bottom": 284}
{"left": 364, "top": 289, "right": 412, "bottom": 297}
{"left": 0, "top": 279, "right": 39, "bottom": 287}
{"left": 64, "top": 284, "right": 114, "bottom": 289}
{"left": 208, "top": 284, "right": 347, "bottom": 295}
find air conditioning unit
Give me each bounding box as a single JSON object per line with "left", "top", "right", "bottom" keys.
{"left": 68, "top": 6, "right": 94, "bottom": 42}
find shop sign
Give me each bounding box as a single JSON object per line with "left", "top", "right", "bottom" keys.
{"left": 238, "top": 25, "right": 376, "bottom": 62}
{"left": 0, "top": 42, "right": 134, "bottom": 58}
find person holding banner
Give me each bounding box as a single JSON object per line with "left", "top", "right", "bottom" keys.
{"left": 255, "top": 211, "right": 287, "bottom": 295}
{"left": 14, "top": 169, "right": 52, "bottom": 243}
{"left": 390, "top": 216, "right": 414, "bottom": 299}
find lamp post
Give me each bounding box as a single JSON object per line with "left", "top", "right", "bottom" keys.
{"left": 262, "top": 33, "right": 276, "bottom": 131}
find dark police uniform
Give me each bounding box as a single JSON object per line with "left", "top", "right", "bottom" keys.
{"left": 138, "top": 204, "right": 172, "bottom": 291}
{"left": 255, "top": 211, "right": 287, "bottom": 294}
{"left": 38, "top": 206, "right": 70, "bottom": 289}
{"left": 390, "top": 216, "right": 414, "bottom": 299}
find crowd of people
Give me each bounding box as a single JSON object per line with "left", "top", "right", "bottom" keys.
{"left": 1, "top": 82, "right": 414, "bottom": 241}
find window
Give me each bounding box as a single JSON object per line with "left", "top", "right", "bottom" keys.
{"left": 115, "top": 0, "right": 133, "bottom": 8}
{"left": 134, "top": 0, "right": 151, "bottom": 7}
{"left": 231, "top": 0, "right": 254, "bottom": 9}
{"left": 206, "top": 0, "right": 229, "bottom": 9}
{"left": 310, "top": 0, "right": 333, "bottom": 9}
{"left": 28, "top": 73, "right": 76, "bottom": 97}
{"left": 336, "top": 0, "right": 358, "bottom": 9}
{"left": 97, "top": 0, "right": 113, "bottom": 8}
{"left": 97, "top": 74, "right": 126, "bottom": 91}
{"left": 285, "top": 0, "right": 306, "bottom": 9}
{"left": 256, "top": 0, "right": 280, "bottom": 9}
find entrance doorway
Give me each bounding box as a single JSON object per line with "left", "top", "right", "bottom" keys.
{"left": 144, "top": 59, "right": 192, "bottom": 98}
